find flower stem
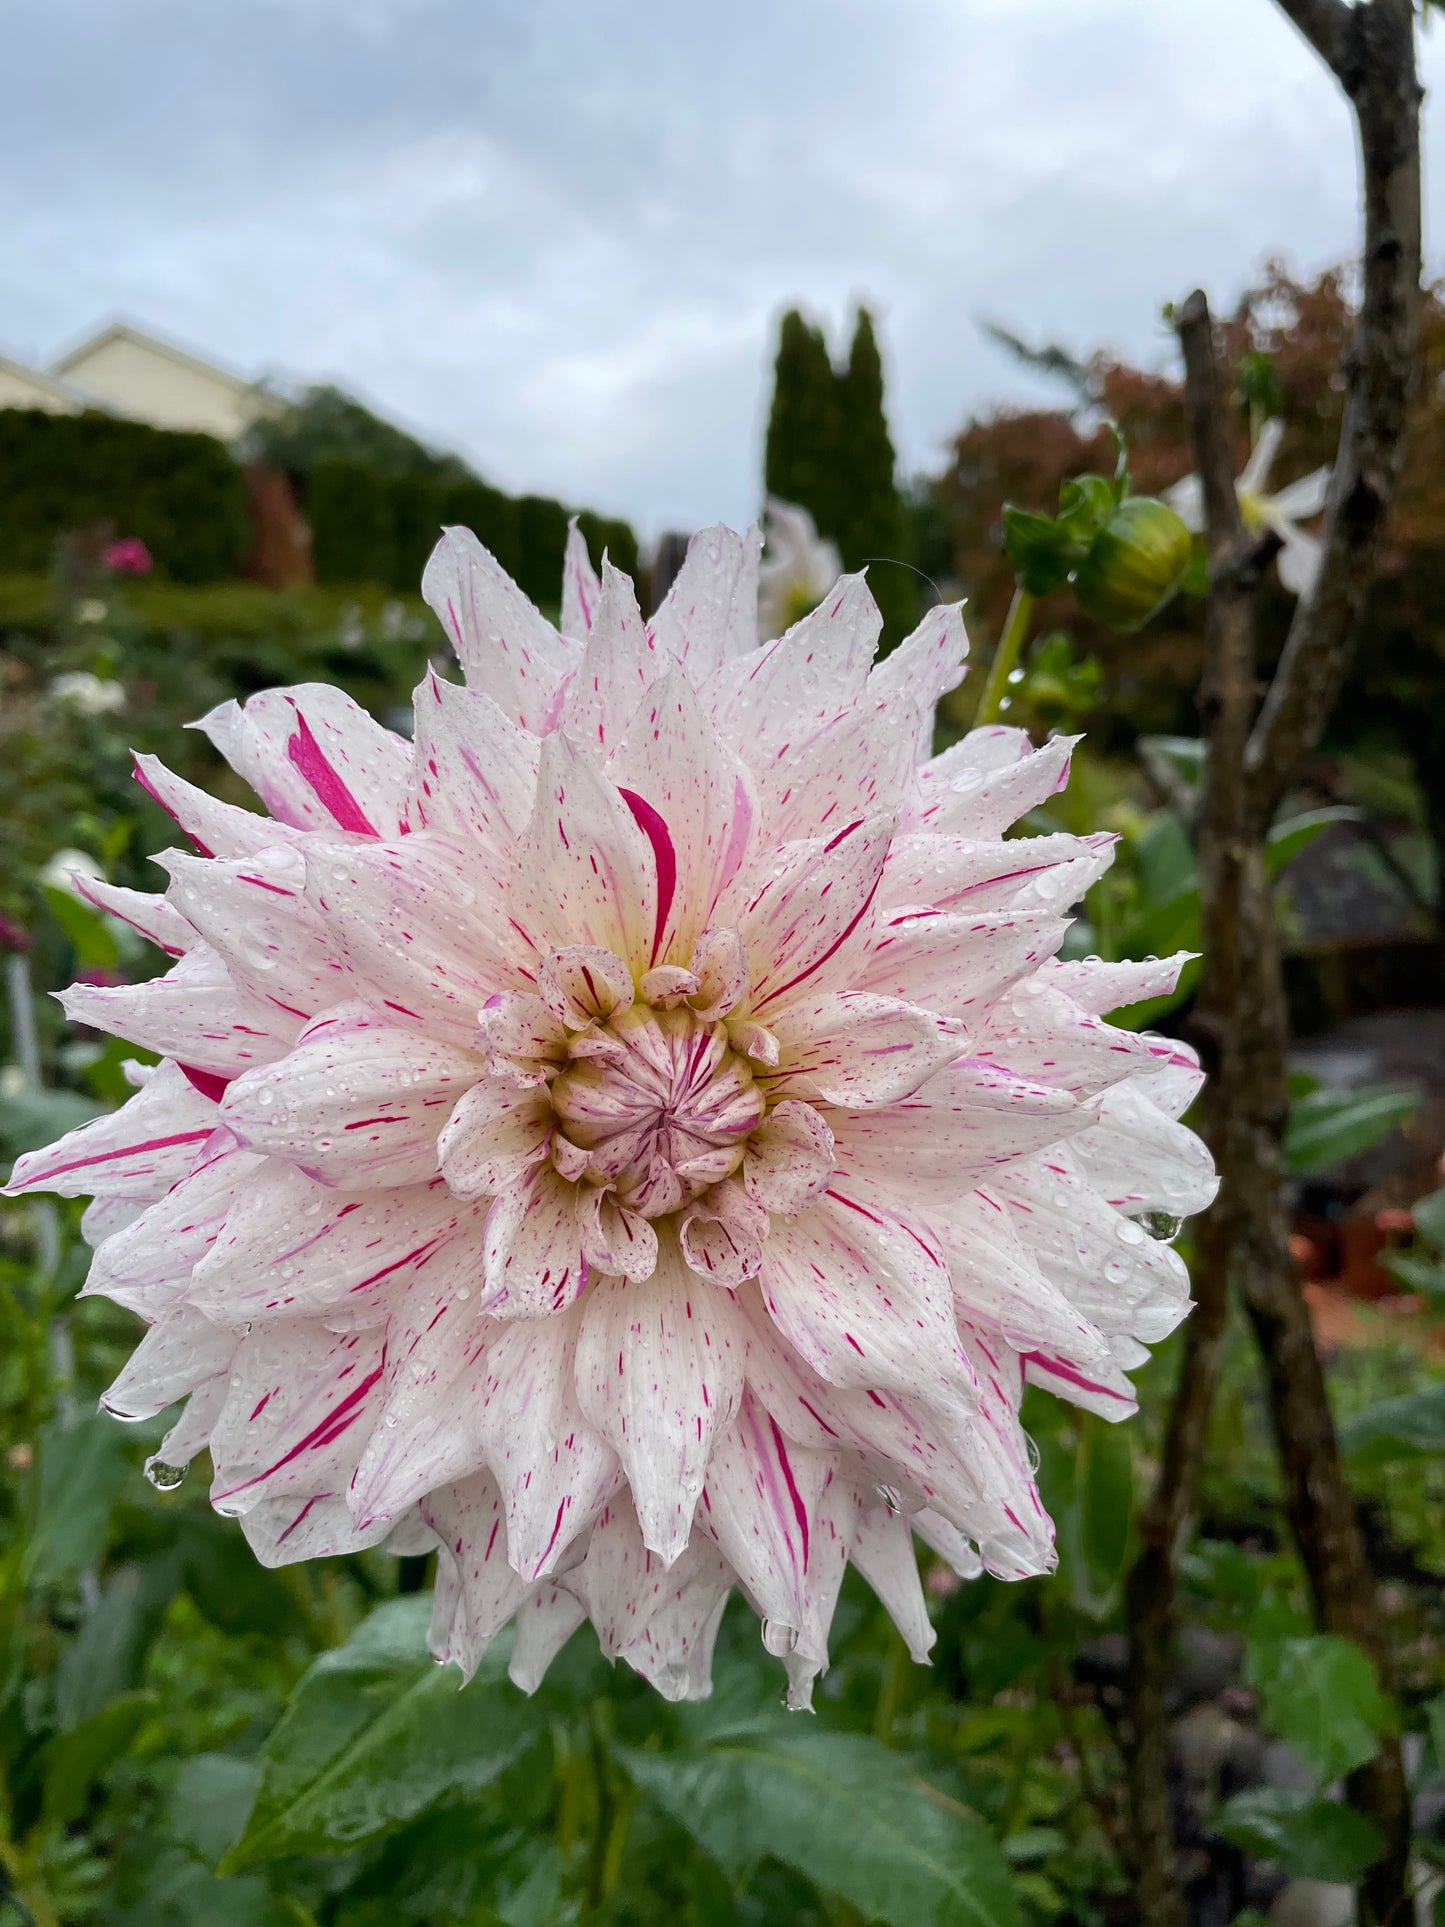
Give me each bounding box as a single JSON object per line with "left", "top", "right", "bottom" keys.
{"left": 973, "top": 586, "right": 1034, "bottom": 727}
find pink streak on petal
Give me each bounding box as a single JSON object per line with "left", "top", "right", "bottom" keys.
{"left": 285, "top": 707, "right": 379, "bottom": 837}
{"left": 180, "top": 1064, "right": 232, "bottom": 1103}
{"left": 618, "top": 786, "right": 676, "bottom": 965}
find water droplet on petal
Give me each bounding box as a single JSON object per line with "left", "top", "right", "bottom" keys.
{"left": 145, "top": 1459, "right": 185, "bottom": 1490}
{"left": 1116, "top": 1219, "right": 1148, "bottom": 1246}
{"left": 1135, "top": 1210, "right": 1184, "bottom": 1242}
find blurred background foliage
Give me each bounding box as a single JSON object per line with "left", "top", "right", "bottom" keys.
{"left": 2, "top": 257, "right": 1444, "bottom": 1925}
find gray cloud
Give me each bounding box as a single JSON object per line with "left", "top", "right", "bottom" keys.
{"left": 4, "top": 0, "right": 1442, "bottom": 536}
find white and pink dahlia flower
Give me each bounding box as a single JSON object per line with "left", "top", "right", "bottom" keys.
{"left": 9, "top": 521, "right": 1215, "bottom": 1705}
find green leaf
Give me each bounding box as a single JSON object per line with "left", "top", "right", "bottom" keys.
{"left": 1079, "top": 1418, "right": 1134, "bottom": 1593}
{"left": 176, "top": 1512, "right": 296, "bottom": 1636}
{"left": 1411, "top": 1186, "right": 1445, "bottom": 1251}
{"left": 54, "top": 1555, "right": 181, "bottom": 1729}
{"left": 1213, "top": 1788, "right": 1382, "bottom": 1883}
{"left": 1002, "top": 506, "right": 1074, "bottom": 597}
{"left": 1283, "top": 1086, "right": 1415, "bottom": 1176}
{"left": 1338, "top": 1381, "right": 1445, "bottom": 1468}
{"left": 25, "top": 1413, "right": 128, "bottom": 1589}
{"left": 222, "top": 1597, "right": 535, "bottom": 1870}
{"left": 1, "top": 1086, "right": 104, "bottom": 1164}
{"left": 1245, "top": 1634, "right": 1395, "bottom": 1782}
{"left": 1378, "top": 1250, "right": 1445, "bottom": 1299}
{"left": 42, "top": 883, "right": 120, "bottom": 970}
{"left": 41, "top": 1690, "right": 155, "bottom": 1825}
{"left": 1426, "top": 1695, "right": 1445, "bottom": 1775}
{"left": 1055, "top": 474, "right": 1115, "bottom": 548}
{"left": 1265, "top": 806, "right": 1359, "bottom": 880}
{"left": 166, "top": 1754, "right": 264, "bottom": 1869}
{"left": 618, "top": 1725, "right": 1019, "bottom": 1927}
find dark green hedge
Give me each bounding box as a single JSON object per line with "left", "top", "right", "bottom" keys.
{"left": 0, "top": 409, "right": 250, "bottom": 583}
{"left": 308, "top": 468, "right": 638, "bottom": 607}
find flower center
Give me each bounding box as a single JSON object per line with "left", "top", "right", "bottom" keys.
{"left": 551, "top": 1004, "right": 764, "bottom": 1219}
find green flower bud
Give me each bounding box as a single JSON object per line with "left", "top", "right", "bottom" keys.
{"left": 1072, "top": 495, "right": 1192, "bottom": 633}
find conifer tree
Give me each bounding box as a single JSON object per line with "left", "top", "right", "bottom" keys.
{"left": 763, "top": 310, "right": 841, "bottom": 538}
{"left": 835, "top": 307, "right": 915, "bottom": 649}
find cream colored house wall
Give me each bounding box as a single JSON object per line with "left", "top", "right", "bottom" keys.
{"left": 0, "top": 359, "right": 81, "bottom": 415}
{"left": 54, "top": 334, "right": 263, "bottom": 441}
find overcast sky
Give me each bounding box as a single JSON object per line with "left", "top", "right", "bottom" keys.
{"left": 4, "top": 0, "right": 1442, "bottom": 538}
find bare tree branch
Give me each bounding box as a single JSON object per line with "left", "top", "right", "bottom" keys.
{"left": 1273, "top": 0, "right": 1354, "bottom": 75}
{"left": 1247, "top": 0, "right": 1422, "bottom": 826}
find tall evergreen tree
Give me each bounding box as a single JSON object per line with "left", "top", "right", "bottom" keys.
{"left": 763, "top": 310, "right": 842, "bottom": 539}
{"left": 835, "top": 307, "right": 915, "bottom": 650}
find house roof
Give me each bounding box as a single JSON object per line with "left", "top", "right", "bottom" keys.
{"left": 49, "top": 319, "right": 261, "bottom": 398}
{"left": 0, "top": 352, "right": 105, "bottom": 411}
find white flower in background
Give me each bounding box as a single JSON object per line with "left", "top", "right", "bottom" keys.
{"left": 39, "top": 848, "right": 106, "bottom": 897}
{"left": 49, "top": 672, "right": 127, "bottom": 717}
{"left": 74, "top": 599, "right": 109, "bottom": 626}
{"left": 8, "top": 516, "right": 1215, "bottom": 1707}
{"left": 757, "top": 497, "right": 844, "bottom": 640}
{"left": 1166, "top": 417, "right": 1331, "bottom": 597}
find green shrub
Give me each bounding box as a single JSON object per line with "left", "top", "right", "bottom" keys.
{"left": 439, "top": 479, "right": 521, "bottom": 580}
{"left": 515, "top": 493, "right": 571, "bottom": 608}
{"left": 576, "top": 508, "right": 639, "bottom": 579}
{"left": 308, "top": 458, "right": 397, "bottom": 586}
{"left": 0, "top": 408, "right": 249, "bottom": 582}
{"left": 387, "top": 473, "right": 445, "bottom": 593}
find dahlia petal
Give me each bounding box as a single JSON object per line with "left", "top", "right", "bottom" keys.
{"left": 210, "top": 1322, "right": 386, "bottom": 1513}
{"left": 508, "top": 733, "right": 658, "bottom": 976}
{"left": 921, "top": 724, "right": 1030, "bottom": 791}
{"left": 854, "top": 909, "right": 1068, "bottom": 1018}
{"left": 6, "top": 1060, "right": 218, "bottom": 1200}
{"left": 972, "top": 980, "right": 1182, "bottom": 1098}
{"left": 221, "top": 1004, "right": 479, "bottom": 1188}
{"left": 1021, "top": 1347, "right": 1140, "bottom": 1421}
{"left": 437, "top": 1079, "right": 552, "bottom": 1199}
{"left": 742, "top": 1098, "right": 835, "bottom": 1214}
{"left": 678, "top": 1177, "right": 768, "bottom": 1287}
{"left": 867, "top": 599, "right": 969, "bottom": 716}
{"left": 304, "top": 833, "right": 523, "bottom": 1044}
{"left": 471, "top": 1307, "right": 621, "bottom": 1580}
{"left": 687, "top": 926, "right": 750, "bottom": 1020}
{"left": 649, "top": 523, "right": 764, "bottom": 679}
{"left": 422, "top": 527, "right": 581, "bottom": 733}
{"left": 952, "top": 1322, "right": 1057, "bottom": 1579}
{"left": 60, "top": 946, "right": 301, "bottom": 1079}
{"left": 828, "top": 1058, "right": 1081, "bottom": 1204}
{"left": 734, "top": 815, "right": 894, "bottom": 1015}
{"left": 481, "top": 1164, "right": 589, "bottom": 1316}
{"left": 404, "top": 670, "right": 540, "bottom": 853}
{"left": 924, "top": 734, "right": 1079, "bottom": 839}
{"left": 609, "top": 668, "right": 757, "bottom": 961}
{"left": 561, "top": 560, "right": 665, "bottom": 752}
{"left": 1043, "top": 953, "right": 1193, "bottom": 1015}
{"left": 777, "top": 1465, "right": 860, "bottom": 1711}
{"left": 933, "top": 1187, "right": 1114, "bottom": 1366}
{"left": 83, "top": 1148, "right": 261, "bottom": 1318}
{"left": 850, "top": 1495, "right": 935, "bottom": 1663}
{"left": 508, "top": 1580, "right": 588, "bottom": 1693}
{"left": 479, "top": 992, "right": 567, "bottom": 1085}
{"left": 575, "top": 1250, "right": 744, "bottom": 1562}
{"left": 767, "top": 990, "right": 959, "bottom": 1108}
{"left": 1130, "top": 1052, "right": 1206, "bottom": 1121}
{"left": 695, "top": 1387, "right": 825, "bottom": 1644}
{"left": 574, "top": 1498, "right": 733, "bottom": 1701}
{"left": 101, "top": 1305, "right": 238, "bottom": 1421}
{"left": 423, "top": 1469, "right": 531, "bottom": 1679}
{"left": 538, "top": 945, "right": 635, "bottom": 1027}
{"left": 758, "top": 1189, "right": 969, "bottom": 1396}
{"left": 189, "top": 1164, "right": 478, "bottom": 1324}
{"left": 705, "top": 573, "right": 879, "bottom": 766}
{"left": 1070, "top": 1080, "right": 1219, "bottom": 1216}
{"left": 347, "top": 1266, "right": 494, "bottom": 1526}
{"left": 132, "top": 752, "right": 302, "bottom": 861}
{"left": 81, "top": 1196, "right": 148, "bottom": 1244}
{"left": 161, "top": 845, "right": 357, "bottom": 1019}
{"left": 992, "top": 1152, "right": 1191, "bottom": 1343}
{"left": 195, "top": 686, "right": 410, "bottom": 837}
{"left": 148, "top": 1373, "right": 228, "bottom": 1476}
{"left": 75, "top": 874, "right": 193, "bottom": 956}
{"left": 752, "top": 691, "right": 923, "bottom": 849}
{"left": 242, "top": 1493, "right": 393, "bottom": 1568}
{"left": 561, "top": 517, "right": 602, "bottom": 639}
{"left": 638, "top": 965, "right": 699, "bottom": 1006}
{"left": 912, "top": 1508, "right": 984, "bottom": 1581}
{"left": 880, "top": 832, "right": 1115, "bottom": 915}
{"left": 579, "top": 1189, "right": 658, "bottom": 1284}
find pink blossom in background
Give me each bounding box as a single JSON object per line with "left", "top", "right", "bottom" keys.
{"left": 6, "top": 518, "right": 1216, "bottom": 1706}
{"left": 104, "top": 537, "right": 153, "bottom": 576}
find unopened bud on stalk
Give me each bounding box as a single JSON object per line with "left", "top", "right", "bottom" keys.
{"left": 1072, "top": 496, "right": 1191, "bottom": 633}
